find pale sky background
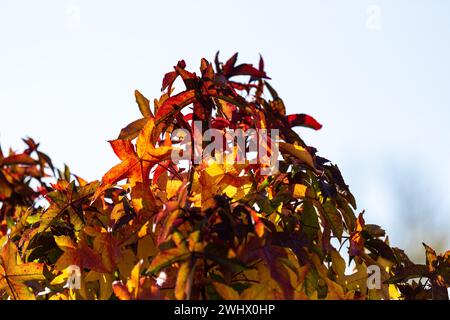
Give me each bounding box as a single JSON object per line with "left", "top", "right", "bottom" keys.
{"left": 1, "top": 0, "right": 449, "bottom": 261}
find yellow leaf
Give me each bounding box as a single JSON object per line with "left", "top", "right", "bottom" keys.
{"left": 135, "top": 89, "right": 153, "bottom": 118}
{"left": 324, "top": 278, "right": 346, "bottom": 300}
{"left": 330, "top": 249, "right": 346, "bottom": 281}
{"left": 50, "top": 266, "right": 75, "bottom": 286}
{"left": 166, "top": 179, "right": 183, "bottom": 200}
{"left": 175, "top": 260, "right": 194, "bottom": 300}
{"left": 137, "top": 221, "right": 150, "bottom": 238}
{"left": 117, "top": 249, "right": 136, "bottom": 282}
{"left": 128, "top": 260, "right": 143, "bottom": 299}
{"left": 343, "top": 262, "right": 367, "bottom": 293}
{"left": 213, "top": 282, "right": 239, "bottom": 300}
{"left": 85, "top": 271, "right": 113, "bottom": 300}
{"left": 389, "top": 284, "right": 402, "bottom": 300}
{"left": 137, "top": 235, "right": 157, "bottom": 269}
{"left": 293, "top": 184, "right": 307, "bottom": 198}
{"left": 240, "top": 282, "right": 268, "bottom": 299}
{"left": 222, "top": 181, "right": 252, "bottom": 200}
{"left": 49, "top": 292, "right": 70, "bottom": 300}
{"left": 0, "top": 240, "right": 45, "bottom": 300}
{"left": 279, "top": 142, "right": 315, "bottom": 169}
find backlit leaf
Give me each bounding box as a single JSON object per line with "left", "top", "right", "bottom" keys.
{"left": 0, "top": 241, "right": 45, "bottom": 300}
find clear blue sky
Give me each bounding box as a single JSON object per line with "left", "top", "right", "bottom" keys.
{"left": 1, "top": 0, "right": 449, "bottom": 260}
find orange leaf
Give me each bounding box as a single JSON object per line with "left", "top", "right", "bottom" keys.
{"left": 154, "top": 90, "right": 196, "bottom": 123}
{"left": 95, "top": 118, "right": 172, "bottom": 200}
{"left": 349, "top": 212, "right": 365, "bottom": 257}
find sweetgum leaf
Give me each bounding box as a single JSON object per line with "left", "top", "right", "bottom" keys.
{"left": 0, "top": 241, "right": 45, "bottom": 300}
{"left": 118, "top": 118, "right": 147, "bottom": 140}
{"left": 135, "top": 90, "right": 153, "bottom": 118}
{"left": 286, "top": 114, "right": 323, "bottom": 130}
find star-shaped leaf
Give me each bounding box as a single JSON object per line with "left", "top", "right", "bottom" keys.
{"left": 0, "top": 240, "right": 45, "bottom": 300}
{"left": 38, "top": 180, "right": 100, "bottom": 233}
{"left": 94, "top": 118, "right": 172, "bottom": 200}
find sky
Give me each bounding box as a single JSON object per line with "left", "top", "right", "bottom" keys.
{"left": 1, "top": 0, "right": 449, "bottom": 261}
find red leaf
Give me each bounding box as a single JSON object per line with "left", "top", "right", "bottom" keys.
{"left": 161, "top": 71, "right": 177, "bottom": 92}
{"left": 154, "top": 90, "right": 196, "bottom": 122}
{"left": 223, "top": 53, "right": 238, "bottom": 75}
{"left": 1, "top": 153, "right": 36, "bottom": 166}
{"left": 232, "top": 64, "right": 269, "bottom": 79}
{"left": 286, "top": 114, "right": 322, "bottom": 130}
{"left": 161, "top": 60, "right": 186, "bottom": 92}
{"left": 211, "top": 117, "right": 231, "bottom": 130}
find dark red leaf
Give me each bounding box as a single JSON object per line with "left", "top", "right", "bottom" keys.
{"left": 286, "top": 114, "right": 322, "bottom": 130}
{"left": 211, "top": 117, "right": 230, "bottom": 130}
{"left": 232, "top": 63, "right": 270, "bottom": 79}
{"left": 161, "top": 60, "right": 187, "bottom": 92}
{"left": 223, "top": 53, "right": 238, "bottom": 75}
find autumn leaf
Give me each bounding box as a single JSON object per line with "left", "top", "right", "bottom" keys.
{"left": 349, "top": 212, "right": 366, "bottom": 257}
{"left": 161, "top": 60, "right": 191, "bottom": 93}
{"left": 112, "top": 281, "right": 132, "bottom": 300}
{"left": 175, "top": 259, "right": 195, "bottom": 300}
{"left": 147, "top": 246, "right": 190, "bottom": 276}
{"left": 0, "top": 240, "right": 45, "bottom": 300}
{"left": 286, "top": 114, "right": 322, "bottom": 130}
{"left": 240, "top": 282, "right": 269, "bottom": 299}
{"left": 154, "top": 90, "right": 196, "bottom": 124}
{"left": 85, "top": 271, "right": 114, "bottom": 300}
{"left": 84, "top": 226, "right": 122, "bottom": 272}
{"left": 94, "top": 118, "right": 172, "bottom": 201}
{"left": 321, "top": 202, "right": 344, "bottom": 241}
{"left": 53, "top": 235, "right": 108, "bottom": 273}
{"left": 38, "top": 180, "right": 100, "bottom": 233}
{"left": 213, "top": 281, "right": 239, "bottom": 300}
{"left": 324, "top": 278, "right": 354, "bottom": 300}
{"left": 0, "top": 153, "right": 36, "bottom": 166}
{"left": 220, "top": 52, "right": 270, "bottom": 79}
{"left": 279, "top": 142, "right": 315, "bottom": 169}
{"left": 118, "top": 117, "right": 148, "bottom": 140}
{"left": 135, "top": 90, "right": 153, "bottom": 118}
{"left": 423, "top": 242, "right": 437, "bottom": 273}
{"left": 113, "top": 260, "right": 161, "bottom": 300}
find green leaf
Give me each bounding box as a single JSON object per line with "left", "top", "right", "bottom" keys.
{"left": 300, "top": 201, "right": 320, "bottom": 240}
{"left": 303, "top": 267, "right": 319, "bottom": 297}
{"left": 322, "top": 202, "right": 344, "bottom": 241}
{"left": 337, "top": 197, "right": 355, "bottom": 232}
{"left": 330, "top": 249, "right": 346, "bottom": 279}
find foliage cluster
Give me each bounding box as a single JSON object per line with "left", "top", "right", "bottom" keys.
{"left": 1, "top": 53, "right": 449, "bottom": 300}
